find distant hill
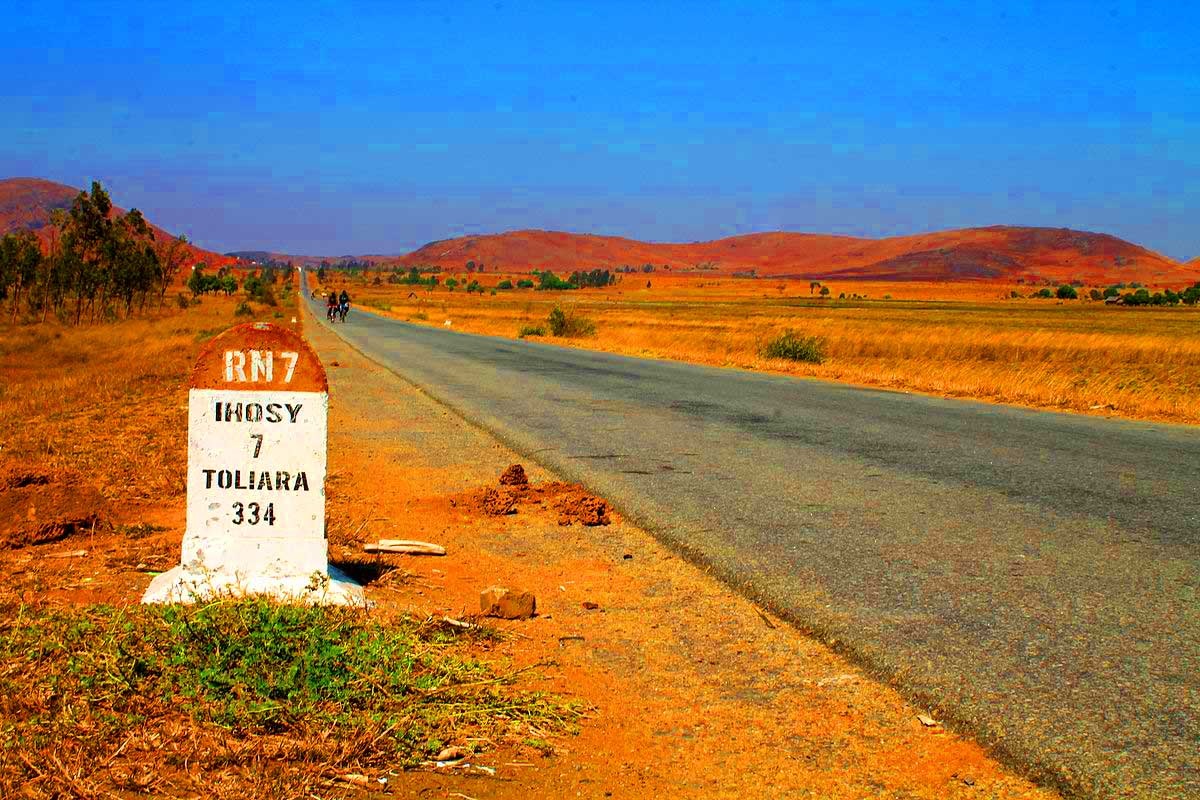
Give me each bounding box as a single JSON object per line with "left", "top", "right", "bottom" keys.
{"left": 224, "top": 250, "right": 392, "bottom": 267}
{"left": 391, "top": 226, "right": 1198, "bottom": 285}
{"left": 0, "top": 178, "right": 232, "bottom": 267}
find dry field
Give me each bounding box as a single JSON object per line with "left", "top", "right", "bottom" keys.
{"left": 327, "top": 272, "right": 1200, "bottom": 425}
{"left": 0, "top": 298, "right": 287, "bottom": 502}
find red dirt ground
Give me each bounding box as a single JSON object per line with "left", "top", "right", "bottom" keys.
{"left": 0, "top": 467, "right": 108, "bottom": 550}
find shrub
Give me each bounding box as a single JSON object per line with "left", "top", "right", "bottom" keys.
{"left": 497, "top": 279, "right": 514, "bottom": 290}
{"left": 546, "top": 306, "right": 596, "bottom": 337}
{"left": 234, "top": 301, "right": 254, "bottom": 316}
{"left": 1056, "top": 284, "right": 1078, "bottom": 300}
{"left": 176, "top": 292, "right": 190, "bottom": 309}
{"left": 761, "top": 330, "right": 827, "bottom": 364}
{"left": 1089, "top": 289, "right": 1104, "bottom": 301}
{"left": 1123, "top": 288, "right": 1152, "bottom": 306}
{"left": 537, "top": 271, "right": 574, "bottom": 290}
{"left": 1010, "top": 290, "right": 1023, "bottom": 299}
{"left": 517, "top": 325, "right": 546, "bottom": 338}
{"left": 1035, "top": 288, "right": 1054, "bottom": 299}
{"left": 516, "top": 279, "right": 535, "bottom": 289}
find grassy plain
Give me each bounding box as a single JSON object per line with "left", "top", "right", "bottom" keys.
{"left": 327, "top": 272, "right": 1200, "bottom": 424}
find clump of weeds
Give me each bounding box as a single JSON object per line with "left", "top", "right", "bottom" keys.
{"left": 0, "top": 597, "right": 580, "bottom": 797}
{"left": 761, "top": 330, "right": 827, "bottom": 364}
{"left": 547, "top": 306, "right": 595, "bottom": 337}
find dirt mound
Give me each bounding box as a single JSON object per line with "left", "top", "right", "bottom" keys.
{"left": 477, "top": 487, "right": 518, "bottom": 516}
{"left": 0, "top": 468, "right": 109, "bottom": 549}
{"left": 499, "top": 463, "right": 529, "bottom": 486}
{"left": 463, "top": 476, "right": 611, "bottom": 526}
{"left": 550, "top": 484, "right": 611, "bottom": 527}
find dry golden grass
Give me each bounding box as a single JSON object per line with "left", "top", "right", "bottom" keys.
{"left": 0, "top": 295, "right": 292, "bottom": 502}
{"left": 330, "top": 273, "right": 1200, "bottom": 424}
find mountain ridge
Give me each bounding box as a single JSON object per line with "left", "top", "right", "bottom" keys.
{"left": 10, "top": 177, "right": 1195, "bottom": 284}
{"left": 389, "top": 225, "right": 1197, "bottom": 284}
{"left": 236, "top": 226, "right": 1197, "bottom": 284}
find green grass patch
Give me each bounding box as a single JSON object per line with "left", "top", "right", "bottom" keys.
{"left": 518, "top": 324, "right": 546, "bottom": 338}
{"left": 0, "top": 599, "right": 579, "bottom": 793}
{"left": 761, "top": 330, "right": 827, "bottom": 364}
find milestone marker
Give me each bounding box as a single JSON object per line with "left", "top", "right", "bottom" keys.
{"left": 143, "top": 322, "right": 364, "bottom": 605}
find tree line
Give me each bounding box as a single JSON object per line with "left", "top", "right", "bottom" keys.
{"left": 0, "top": 181, "right": 193, "bottom": 324}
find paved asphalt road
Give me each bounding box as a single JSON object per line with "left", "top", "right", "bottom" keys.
{"left": 308, "top": 292, "right": 1197, "bottom": 798}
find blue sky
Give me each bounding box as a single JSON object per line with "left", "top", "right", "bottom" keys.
{"left": 2, "top": 0, "right": 1196, "bottom": 258}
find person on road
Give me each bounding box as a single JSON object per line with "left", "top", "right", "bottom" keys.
{"left": 327, "top": 291, "right": 338, "bottom": 321}
{"left": 338, "top": 289, "right": 351, "bottom": 321}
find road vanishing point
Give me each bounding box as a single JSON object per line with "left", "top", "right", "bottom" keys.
{"left": 308, "top": 292, "right": 1198, "bottom": 798}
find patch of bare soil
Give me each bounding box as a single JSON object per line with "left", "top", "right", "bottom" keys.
{"left": 0, "top": 468, "right": 109, "bottom": 549}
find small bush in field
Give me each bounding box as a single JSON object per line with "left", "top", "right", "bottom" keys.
{"left": 518, "top": 325, "right": 546, "bottom": 338}
{"left": 547, "top": 306, "right": 596, "bottom": 337}
{"left": 234, "top": 301, "right": 254, "bottom": 317}
{"left": 176, "top": 292, "right": 190, "bottom": 309}
{"left": 761, "top": 330, "right": 827, "bottom": 364}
